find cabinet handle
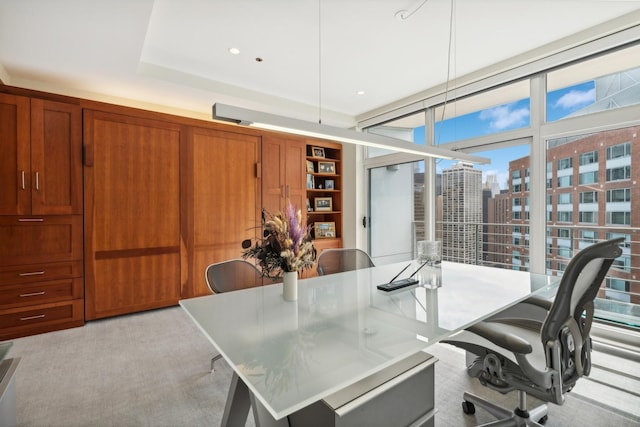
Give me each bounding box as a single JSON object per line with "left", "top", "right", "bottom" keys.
{"left": 21, "top": 170, "right": 25, "bottom": 190}
{"left": 20, "top": 314, "right": 46, "bottom": 321}
{"left": 18, "top": 218, "right": 44, "bottom": 223}
{"left": 20, "top": 291, "right": 46, "bottom": 297}
{"left": 18, "top": 271, "right": 45, "bottom": 277}
{"left": 35, "top": 171, "right": 40, "bottom": 191}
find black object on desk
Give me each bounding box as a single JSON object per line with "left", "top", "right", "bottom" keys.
{"left": 377, "top": 260, "right": 429, "bottom": 292}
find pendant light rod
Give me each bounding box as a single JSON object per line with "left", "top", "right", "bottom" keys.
{"left": 212, "top": 103, "right": 490, "bottom": 164}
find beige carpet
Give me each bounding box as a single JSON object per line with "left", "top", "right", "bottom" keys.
{"left": 7, "top": 306, "right": 639, "bottom": 426}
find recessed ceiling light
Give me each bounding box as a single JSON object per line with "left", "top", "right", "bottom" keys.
{"left": 356, "top": 90, "right": 365, "bottom": 96}
{"left": 228, "top": 47, "right": 240, "bottom": 55}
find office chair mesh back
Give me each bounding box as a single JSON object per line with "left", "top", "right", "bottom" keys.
{"left": 205, "top": 259, "right": 265, "bottom": 294}
{"left": 540, "top": 237, "right": 623, "bottom": 387}
{"left": 203, "top": 259, "right": 265, "bottom": 373}
{"left": 317, "top": 248, "right": 375, "bottom": 276}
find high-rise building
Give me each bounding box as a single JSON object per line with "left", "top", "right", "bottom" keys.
{"left": 441, "top": 162, "right": 483, "bottom": 264}
{"left": 494, "top": 126, "right": 639, "bottom": 305}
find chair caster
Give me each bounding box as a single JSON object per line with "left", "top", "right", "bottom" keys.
{"left": 538, "top": 415, "right": 548, "bottom": 425}
{"left": 462, "top": 400, "right": 476, "bottom": 415}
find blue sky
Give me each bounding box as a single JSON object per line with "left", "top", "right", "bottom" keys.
{"left": 422, "top": 81, "right": 597, "bottom": 189}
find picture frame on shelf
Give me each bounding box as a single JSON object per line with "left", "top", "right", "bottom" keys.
{"left": 312, "top": 146, "right": 325, "bottom": 158}
{"left": 306, "top": 174, "right": 315, "bottom": 189}
{"left": 306, "top": 198, "right": 312, "bottom": 212}
{"left": 314, "top": 222, "right": 336, "bottom": 239}
{"left": 318, "top": 161, "right": 335, "bottom": 174}
{"left": 314, "top": 197, "right": 332, "bottom": 212}
{"left": 306, "top": 160, "right": 315, "bottom": 173}
{"left": 325, "top": 179, "right": 334, "bottom": 189}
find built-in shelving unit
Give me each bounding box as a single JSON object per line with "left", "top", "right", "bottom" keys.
{"left": 305, "top": 140, "right": 342, "bottom": 253}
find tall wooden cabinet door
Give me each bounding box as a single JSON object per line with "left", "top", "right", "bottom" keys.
{"left": 186, "top": 128, "right": 261, "bottom": 298}
{"left": 261, "top": 135, "right": 286, "bottom": 214}
{"left": 0, "top": 93, "right": 31, "bottom": 215}
{"left": 30, "top": 99, "right": 82, "bottom": 215}
{"left": 284, "top": 138, "right": 307, "bottom": 214}
{"left": 83, "top": 110, "right": 182, "bottom": 319}
{"left": 262, "top": 135, "right": 306, "bottom": 214}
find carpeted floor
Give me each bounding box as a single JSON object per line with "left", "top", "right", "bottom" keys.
{"left": 6, "top": 306, "right": 639, "bottom": 426}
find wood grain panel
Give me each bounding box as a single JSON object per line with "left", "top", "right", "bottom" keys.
{"left": 30, "top": 99, "right": 82, "bottom": 214}
{"left": 87, "top": 113, "right": 180, "bottom": 251}
{"left": 83, "top": 110, "right": 182, "bottom": 319}
{"left": 0, "top": 93, "right": 31, "bottom": 215}
{"left": 91, "top": 254, "right": 180, "bottom": 319}
{"left": 262, "top": 135, "right": 307, "bottom": 215}
{"left": 0, "top": 260, "right": 82, "bottom": 285}
{"left": 262, "top": 136, "right": 286, "bottom": 214}
{"left": 0, "top": 216, "right": 83, "bottom": 266}
{"left": 185, "top": 127, "right": 261, "bottom": 297}
{"left": 0, "top": 299, "right": 84, "bottom": 340}
{"left": 0, "top": 277, "right": 83, "bottom": 308}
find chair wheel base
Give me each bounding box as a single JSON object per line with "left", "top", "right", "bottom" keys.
{"left": 462, "top": 400, "right": 476, "bottom": 415}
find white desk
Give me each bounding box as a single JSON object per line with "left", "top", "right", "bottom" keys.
{"left": 180, "top": 261, "right": 558, "bottom": 426}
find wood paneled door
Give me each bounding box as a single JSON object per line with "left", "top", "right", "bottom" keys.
{"left": 261, "top": 134, "right": 307, "bottom": 216}
{"left": 183, "top": 127, "right": 262, "bottom": 298}
{"left": 83, "top": 110, "right": 182, "bottom": 320}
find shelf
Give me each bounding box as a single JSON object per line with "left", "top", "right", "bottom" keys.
{"left": 307, "top": 210, "right": 342, "bottom": 215}
{"left": 307, "top": 156, "right": 340, "bottom": 162}
{"left": 305, "top": 140, "right": 342, "bottom": 265}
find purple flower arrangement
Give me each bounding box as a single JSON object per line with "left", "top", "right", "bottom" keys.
{"left": 242, "top": 201, "right": 316, "bottom": 278}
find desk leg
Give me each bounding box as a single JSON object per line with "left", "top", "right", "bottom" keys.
{"left": 221, "top": 372, "right": 251, "bottom": 427}
{"left": 221, "top": 372, "right": 289, "bottom": 427}
{"left": 249, "top": 393, "right": 290, "bottom": 427}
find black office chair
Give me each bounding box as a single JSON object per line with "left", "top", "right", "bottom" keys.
{"left": 204, "top": 259, "right": 265, "bottom": 371}
{"left": 442, "top": 237, "right": 624, "bottom": 426}
{"left": 316, "top": 248, "right": 375, "bottom": 276}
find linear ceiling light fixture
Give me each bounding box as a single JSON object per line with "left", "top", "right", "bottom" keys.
{"left": 212, "top": 103, "right": 490, "bottom": 164}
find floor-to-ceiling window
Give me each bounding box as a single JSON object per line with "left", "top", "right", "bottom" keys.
{"left": 362, "top": 40, "right": 640, "bottom": 329}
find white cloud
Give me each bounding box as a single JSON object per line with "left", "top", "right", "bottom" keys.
{"left": 553, "top": 88, "right": 595, "bottom": 109}
{"left": 479, "top": 105, "right": 529, "bottom": 131}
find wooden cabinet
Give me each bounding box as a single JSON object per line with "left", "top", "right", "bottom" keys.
{"left": 0, "top": 85, "right": 346, "bottom": 329}
{"left": 0, "top": 94, "right": 82, "bottom": 215}
{"left": 0, "top": 94, "right": 83, "bottom": 339}
{"left": 262, "top": 135, "right": 307, "bottom": 215}
{"left": 83, "top": 110, "right": 182, "bottom": 320}
{"left": 0, "top": 217, "right": 84, "bottom": 340}
{"left": 0, "top": 93, "right": 30, "bottom": 215}
{"left": 183, "top": 127, "right": 262, "bottom": 298}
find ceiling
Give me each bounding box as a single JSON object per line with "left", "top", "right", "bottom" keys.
{"left": 1, "top": 0, "right": 640, "bottom": 128}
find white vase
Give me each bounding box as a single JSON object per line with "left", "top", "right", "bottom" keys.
{"left": 283, "top": 271, "right": 298, "bottom": 301}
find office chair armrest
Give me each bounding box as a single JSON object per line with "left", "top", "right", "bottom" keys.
{"left": 521, "top": 296, "right": 553, "bottom": 310}
{"left": 468, "top": 322, "right": 533, "bottom": 355}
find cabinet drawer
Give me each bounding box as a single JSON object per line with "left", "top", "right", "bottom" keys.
{"left": 0, "top": 261, "right": 82, "bottom": 285}
{"left": 0, "top": 300, "right": 84, "bottom": 340}
{"left": 0, "top": 215, "right": 83, "bottom": 266}
{"left": 0, "top": 277, "right": 83, "bottom": 308}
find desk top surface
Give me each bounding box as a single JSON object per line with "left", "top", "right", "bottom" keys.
{"left": 180, "top": 261, "right": 558, "bottom": 419}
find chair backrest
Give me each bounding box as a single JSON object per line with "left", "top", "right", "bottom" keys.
{"left": 541, "top": 237, "right": 623, "bottom": 388}
{"left": 316, "top": 248, "right": 375, "bottom": 276}
{"left": 204, "top": 259, "right": 265, "bottom": 294}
